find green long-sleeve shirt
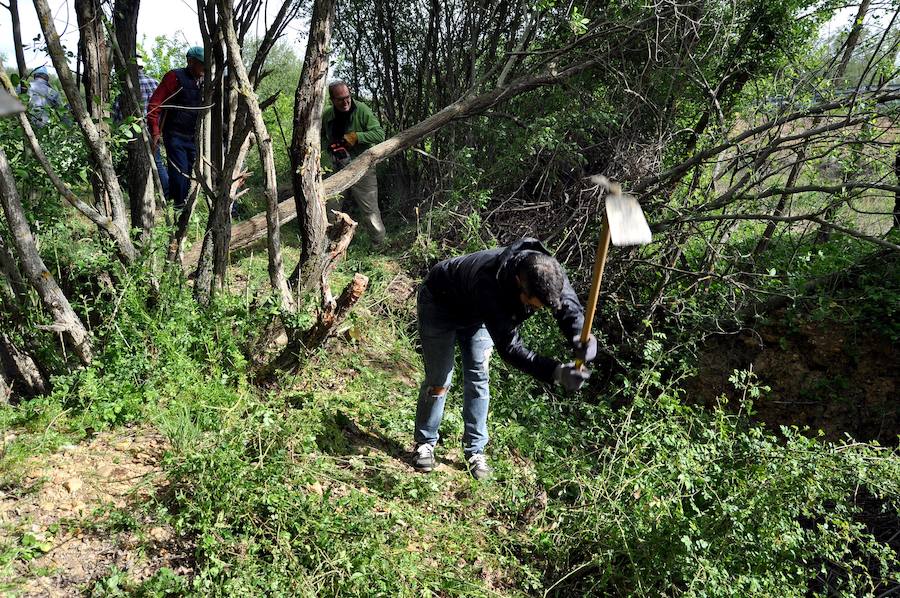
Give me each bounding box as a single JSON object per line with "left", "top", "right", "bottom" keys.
{"left": 320, "top": 99, "right": 385, "bottom": 171}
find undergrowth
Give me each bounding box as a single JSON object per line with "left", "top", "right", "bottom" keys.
{"left": 0, "top": 240, "right": 897, "bottom": 596}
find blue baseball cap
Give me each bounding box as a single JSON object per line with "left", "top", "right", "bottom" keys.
{"left": 33, "top": 66, "right": 49, "bottom": 78}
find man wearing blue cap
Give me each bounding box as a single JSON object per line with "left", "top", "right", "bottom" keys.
{"left": 147, "top": 46, "right": 205, "bottom": 210}
{"left": 26, "top": 66, "right": 61, "bottom": 128}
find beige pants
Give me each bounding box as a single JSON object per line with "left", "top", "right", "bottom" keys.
{"left": 327, "top": 168, "right": 385, "bottom": 243}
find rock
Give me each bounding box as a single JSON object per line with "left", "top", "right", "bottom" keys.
{"left": 113, "top": 440, "right": 132, "bottom": 452}
{"left": 97, "top": 465, "right": 115, "bottom": 478}
{"left": 59, "top": 444, "right": 78, "bottom": 453}
{"left": 149, "top": 527, "right": 170, "bottom": 542}
{"left": 64, "top": 478, "right": 83, "bottom": 494}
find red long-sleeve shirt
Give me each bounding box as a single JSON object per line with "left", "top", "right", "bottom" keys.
{"left": 146, "top": 71, "right": 182, "bottom": 138}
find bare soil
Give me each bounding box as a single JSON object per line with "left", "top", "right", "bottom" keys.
{"left": 688, "top": 315, "right": 899, "bottom": 444}
{"left": 0, "top": 426, "right": 193, "bottom": 596}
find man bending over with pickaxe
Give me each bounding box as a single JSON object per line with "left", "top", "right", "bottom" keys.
{"left": 413, "top": 238, "right": 598, "bottom": 480}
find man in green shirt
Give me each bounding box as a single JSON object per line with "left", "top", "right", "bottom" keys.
{"left": 321, "top": 81, "right": 386, "bottom": 244}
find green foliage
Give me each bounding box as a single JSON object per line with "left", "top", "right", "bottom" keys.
{"left": 91, "top": 566, "right": 188, "bottom": 597}
{"left": 141, "top": 36, "right": 189, "bottom": 83}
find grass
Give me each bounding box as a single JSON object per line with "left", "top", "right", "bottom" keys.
{"left": 0, "top": 234, "right": 897, "bottom": 596}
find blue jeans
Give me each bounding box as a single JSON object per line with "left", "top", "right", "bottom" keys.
{"left": 164, "top": 132, "right": 196, "bottom": 209}
{"left": 154, "top": 147, "right": 169, "bottom": 198}
{"left": 414, "top": 286, "right": 494, "bottom": 457}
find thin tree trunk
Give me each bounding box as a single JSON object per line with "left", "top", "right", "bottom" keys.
{"left": 34, "top": 0, "right": 131, "bottom": 238}
{"left": 816, "top": 0, "right": 875, "bottom": 243}
{"left": 893, "top": 151, "right": 900, "bottom": 230}
{"left": 218, "top": 0, "right": 294, "bottom": 312}
{"left": 75, "top": 0, "right": 113, "bottom": 216}
{"left": 0, "top": 148, "right": 92, "bottom": 364}
{"left": 290, "top": 0, "right": 335, "bottom": 295}
{"left": 836, "top": 0, "right": 872, "bottom": 80}
{"left": 113, "top": 0, "right": 154, "bottom": 240}
{"left": 8, "top": 0, "right": 28, "bottom": 81}
{"left": 0, "top": 371, "right": 9, "bottom": 404}
{"left": 0, "top": 231, "right": 28, "bottom": 305}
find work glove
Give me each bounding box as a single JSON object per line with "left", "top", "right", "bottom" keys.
{"left": 572, "top": 333, "right": 598, "bottom": 363}
{"left": 553, "top": 362, "right": 591, "bottom": 391}
{"left": 343, "top": 131, "right": 358, "bottom": 147}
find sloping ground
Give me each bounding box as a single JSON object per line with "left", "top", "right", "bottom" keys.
{"left": 0, "top": 427, "right": 193, "bottom": 595}
{"left": 688, "top": 316, "right": 899, "bottom": 444}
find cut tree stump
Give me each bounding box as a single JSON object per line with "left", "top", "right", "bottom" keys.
{"left": 256, "top": 272, "right": 369, "bottom": 383}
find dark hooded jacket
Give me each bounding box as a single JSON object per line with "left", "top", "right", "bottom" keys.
{"left": 424, "top": 238, "right": 585, "bottom": 383}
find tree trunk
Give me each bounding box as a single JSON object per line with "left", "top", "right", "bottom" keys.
{"left": 0, "top": 371, "right": 9, "bottom": 404}
{"left": 0, "top": 333, "right": 48, "bottom": 397}
{"left": 257, "top": 272, "right": 368, "bottom": 383}
{"left": 836, "top": 0, "right": 872, "bottom": 81}
{"left": 0, "top": 147, "right": 92, "bottom": 364}
{"left": 34, "top": 0, "right": 131, "bottom": 240}
{"left": 0, "top": 232, "right": 28, "bottom": 305}
{"left": 113, "top": 0, "right": 155, "bottom": 240}
{"left": 290, "top": 0, "right": 335, "bottom": 295}
{"left": 8, "top": 0, "right": 28, "bottom": 81}
{"left": 218, "top": 0, "right": 294, "bottom": 312}
{"left": 75, "top": 0, "right": 113, "bottom": 216}
{"left": 755, "top": 153, "right": 802, "bottom": 256}
{"left": 893, "top": 151, "right": 900, "bottom": 230}
{"left": 816, "top": 0, "right": 874, "bottom": 243}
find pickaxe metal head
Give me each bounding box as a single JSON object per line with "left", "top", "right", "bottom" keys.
{"left": 590, "top": 175, "right": 652, "bottom": 247}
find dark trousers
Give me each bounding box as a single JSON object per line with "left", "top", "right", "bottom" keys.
{"left": 164, "top": 132, "right": 196, "bottom": 209}
{"left": 154, "top": 147, "right": 169, "bottom": 198}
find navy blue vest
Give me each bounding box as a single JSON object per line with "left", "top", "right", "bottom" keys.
{"left": 163, "top": 68, "right": 202, "bottom": 137}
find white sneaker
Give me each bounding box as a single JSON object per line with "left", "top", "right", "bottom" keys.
{"left": 413, "top": 443, "right": 435, "bottom": 472}
{"left": 466, "top": 453, "right": 491, "bottom": 481}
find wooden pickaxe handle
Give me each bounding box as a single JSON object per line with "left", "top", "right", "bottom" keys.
{"left": 575, "top": 213, "right": 611, "bottom": 369}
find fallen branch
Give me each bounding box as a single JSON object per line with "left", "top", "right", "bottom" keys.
{"left": 183, "top": 54, "right": 609, "bottom": 269}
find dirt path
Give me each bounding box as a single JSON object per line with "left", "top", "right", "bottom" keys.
{"left": 0, "top": 426, "right": 192, "bottom": 596}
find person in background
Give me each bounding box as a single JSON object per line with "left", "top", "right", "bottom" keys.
{"left": 147, "top": 46, "right": 205, "bottom": 210}
{"left": 112, "top": 55, "right": 169, "bottom": 197}
{"left": 321, "top": 80, "right": 386, "bottom": 243}
{"left": 26, "top": 66, "right": 61, "bottom": 128}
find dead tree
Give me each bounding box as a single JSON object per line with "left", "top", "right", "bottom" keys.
{"left": 188, "top": 53, "right": 613, "bottom": 270}
{"left": 256, "top": 214, "right": 368, "bottom": 382}
{"left": 2, "top": 0, "right": 28, "bottom": 80}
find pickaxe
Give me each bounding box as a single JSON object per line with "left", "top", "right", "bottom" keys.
{"left": 576, "top": 176, "right": 652, "bottom": 368}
